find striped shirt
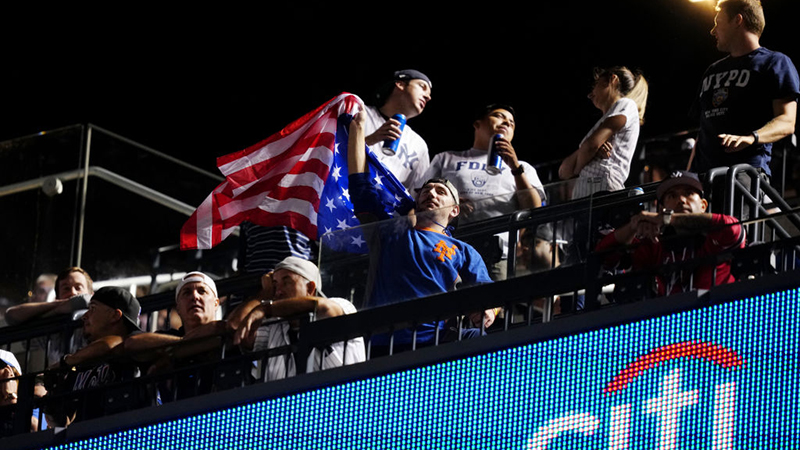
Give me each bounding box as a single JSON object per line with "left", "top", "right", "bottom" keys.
{"left": 240, "top": 223, "right": 315, "bottom": 274}
{"left": 252, "top": 297, "right": 365, "bottom": 380}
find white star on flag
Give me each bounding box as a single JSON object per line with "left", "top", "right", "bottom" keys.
{"left": 325, "top": 197, "right": 336, "bottom": 212}
{"left": 350, "top": 235, "right": 366, "bottom": 247}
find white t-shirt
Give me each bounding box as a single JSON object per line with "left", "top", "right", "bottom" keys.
{"left": 422, "top": 148, "right": 546, "bottom": 222}
{"left": 363, "top": 106, "right": 430, "bottom": 192}
{"left": 573, "top": 97, "right": 640, "bottom": 199}
{"left": 252, "top": 297, "right": 365, "bottom": 380}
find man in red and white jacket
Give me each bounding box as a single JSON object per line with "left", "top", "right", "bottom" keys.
{"left": 595, "top": 171, "right": 746, "bottom": 297}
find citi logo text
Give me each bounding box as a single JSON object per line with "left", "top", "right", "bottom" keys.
{"left": 527, "top": 341, "right": 745, "bottom": 450}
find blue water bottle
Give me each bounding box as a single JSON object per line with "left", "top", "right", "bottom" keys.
{"left": 485, "top": 134, "right": 504, "bottom": 175}
{"left": 382, "top": 113, "right": 407, "bottom": 156}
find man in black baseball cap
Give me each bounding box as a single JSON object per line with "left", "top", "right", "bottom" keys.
{"left": 81, "top": 286, "right": 141, "bottom": 343}
{"left": 363, "top": 68, "right": 434, "bottom": 191}
{"left": 45, "top": 286, "right": 143, "bottom": 427}
{"left": 54, "top": 286, "right": 141, "bottom": 369}
{"left": 595, "top": 170, "right": 746, "bottom": 298}
{"left": 655, "top": 170, "right": 705, "bottom": 206}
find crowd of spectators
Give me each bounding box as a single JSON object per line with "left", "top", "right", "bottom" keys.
{"left": 0, "top": 0, "right": 798, "bottom": 437}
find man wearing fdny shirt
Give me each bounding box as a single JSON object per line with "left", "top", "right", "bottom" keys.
{"left": 421, "top": 104, "right": 546, "bottom": 280}
{"left": 423, "top": 104, "right": 544, "bottom": 221}
{"left": 688, "top": 0, "right": 799, "bottom": 177}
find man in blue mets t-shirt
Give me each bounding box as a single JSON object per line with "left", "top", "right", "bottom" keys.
{"left": 347, "top": 111, "right": 494, "bottom": 348}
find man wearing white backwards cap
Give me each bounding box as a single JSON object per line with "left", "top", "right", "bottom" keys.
{"left": 124, "top": 272, "right": 229, "bottom": 390}
{"left": 234, "top": 256, "right": 365, "bottom": 379}
{"left": 123, "top": 271, "right": 240, "bottom": 402}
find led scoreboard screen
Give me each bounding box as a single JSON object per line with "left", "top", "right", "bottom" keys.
{"left": 49, "top": 289, "right": 799, "bottom": 449}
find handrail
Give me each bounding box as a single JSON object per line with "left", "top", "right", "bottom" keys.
{"left": 0, "top": 219, "right": 797, "bottom": 444}
{"left": 87, "top": 124, "right": 225, "bottom": 182}
{"left": 0, "top": 166, "right": 197, "bottom": 217}
{"left": 0, "top": 124, "right": 82, "bottom": 148}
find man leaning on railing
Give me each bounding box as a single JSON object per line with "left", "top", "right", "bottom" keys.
{"left": 232, "top": 256, "right": 365, "bottom": 380}
{"left": 595, "top": 170, "right": 746, "bottom": 299}
{"left": 43, "top": 287, "right": 143, "bottom": 427}
{"left": 5, "top": 267, "right": 94, "bottom": 372}
{"left": 123, "top": 272, "right": 233, "bottom": 402}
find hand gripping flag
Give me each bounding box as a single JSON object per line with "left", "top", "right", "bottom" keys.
{"left": 180, "top": 92, "right": 414, "bottom": 251}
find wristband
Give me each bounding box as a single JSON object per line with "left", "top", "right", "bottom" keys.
{"left": 661, "top": 209, "right": 674, "bottom": 227}
{"left": 262, "top": 300, "right": 274, "bottom": 317}
{"left": 752, "top": 130, "right": 759, "bottom": 145}
{"left": 510, "top": 165, "right": 524, "bottom": 176}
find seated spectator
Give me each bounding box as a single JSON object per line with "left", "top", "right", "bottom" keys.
{"left": 27, "top": 273, "right": 57, "bottom": 305}
{"left": 233, "top": 256, "right": 365, "bottom": 380}
{"left": 43, "top": 287, "right": 143, "bottom": 427}
{"left": 5, "top": 267, "right": 94, "bottom": 372}
{"left": 0, "top": 349, "right": 24, "bottom": 436}
{"left": 0, "top": 350, "right": 21, "bottom": 407}
{"left": 5, "top": 268, "right": 93, "bottom": 325}
{"left": 0, "top": 349, "right": 45, "bottom": 435}
{"left": 347, "top": 111, "right": 495, "bottom": 351}
{"left": 515, "top": 224, "right": 564, "bottom": 276}
{"left": 498, "top": 224, "right": 565, "bottom": 326}
{"left": 123, "top": 272, "right": 230, "bottom": 402}
{"left": 595, "top": 170, "right": 746, "bottom": 298}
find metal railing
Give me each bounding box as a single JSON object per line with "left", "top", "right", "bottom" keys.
{"left": 0, "top": 188, "right": 798, "bottom": 444}
{"left": 1, "top": 119, "right": 799, "bottom": 443}
{"left": 0, "top": 124, "right": 236, "bottom": 306}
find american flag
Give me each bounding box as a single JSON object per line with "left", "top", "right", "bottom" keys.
{"left": 180, "top": 92, "right": 414, "bottom": 251}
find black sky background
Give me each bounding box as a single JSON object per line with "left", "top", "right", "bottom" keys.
{"left": 4, "top": 1, "right": 797, "bottom": 173}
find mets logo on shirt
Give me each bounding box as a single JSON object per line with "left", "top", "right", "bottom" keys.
{"left": 712, "top": 88, "right": 728, "bottom": 108}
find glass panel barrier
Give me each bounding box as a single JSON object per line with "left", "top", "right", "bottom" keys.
{"left": 0, "top": 126, "right": 85, "bottom": 313}
{"left": 78, "top": 127, "right": 238, "bottom": 287}
{"left": 0, "top": 125, "right": 240, "bottom": 330}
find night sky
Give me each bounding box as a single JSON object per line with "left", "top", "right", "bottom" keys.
{"left": 4, "top": 1, "right": 798, "bottom": 171}
{"left": 1, "top": 1, "right": 798, "bottom": 299}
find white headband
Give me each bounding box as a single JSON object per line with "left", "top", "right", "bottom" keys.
{"left": 175, "top": 271, "right": 219, "bottom": 300}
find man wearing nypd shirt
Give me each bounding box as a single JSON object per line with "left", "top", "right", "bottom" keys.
{"left": 363, "top": 69, "right": 433, "bottom": 192}
{"left": 688, "top": 0, "right": 799, "bottom": 178}
{"left": 595, "top": 171, "right": 746, "bottom": 298}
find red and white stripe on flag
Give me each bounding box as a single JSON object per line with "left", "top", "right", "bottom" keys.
{"left": 180, "top": 93, "right": 364, "bottom": 250}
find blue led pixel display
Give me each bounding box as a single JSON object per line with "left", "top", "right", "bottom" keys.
{"left": 47, "top": 289, "right": 799, "bottom": 449}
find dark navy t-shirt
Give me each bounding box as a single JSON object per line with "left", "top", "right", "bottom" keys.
{"left": 691, "top": 47, "right": 800, "bottom": 176}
